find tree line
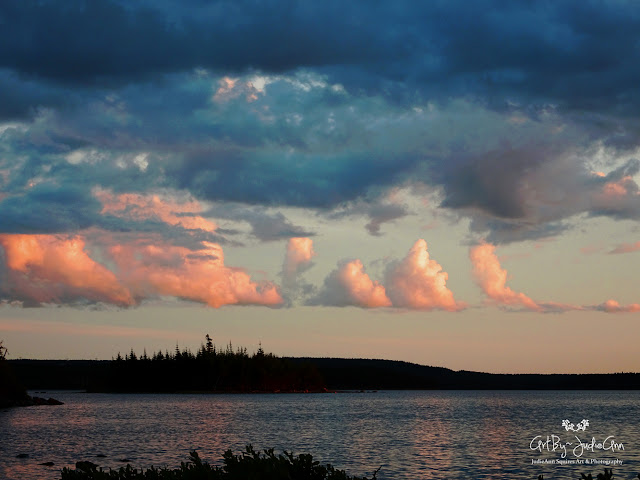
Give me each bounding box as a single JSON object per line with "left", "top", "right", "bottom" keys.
{"left": 101, "top": 335, "right": 326, "bottom": 393}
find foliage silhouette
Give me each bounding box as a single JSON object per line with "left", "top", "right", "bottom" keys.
{"left": 60, "top": 446, "right": 379, "bottom": 480}
{"left": 101, "top": 335, "right": 326, "bottom": 393}
{"left": 580, "top": 468, "right": 614, "bottom": 480}
{"left": 59, "top": 452, "right": 633, "bottom": 480}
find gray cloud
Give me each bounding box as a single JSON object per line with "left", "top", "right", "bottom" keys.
{"left": 205, "top": 204, "right": 314, "bottom": 242}
{"left": 327, "top": 198, "right": 410, "bottom": 236}
{"left": 0, "top": 183, "right": 101, "bottom": 233}
{"left": 1, "top": 1, "right": 640, "bottom": 246}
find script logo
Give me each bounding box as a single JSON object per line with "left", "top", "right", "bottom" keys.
{"left": 529, "top": 419, "right": 624, "bottom": 466}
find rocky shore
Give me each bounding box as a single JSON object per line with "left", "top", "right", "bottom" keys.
{"left": 0, "top": 394, "right": 64, "bottom": 409}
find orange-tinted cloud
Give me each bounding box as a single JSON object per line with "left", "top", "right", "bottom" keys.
{"left": 610, "top": 241, "right": 640, "bottom": 254}
{"left": 0, "top": 231, "right": 282, "bottom": 308}
{"left": 591, "top": 171, "right": 640, "bottom": 215}
{"left": 0, "top": 234, "right": 133, "bottom": 306}
{"left": 213, "top": 77, "right": 237, "bottom": 102}
{"left": 469, "top": 242, "right": 540, "bottom": 311}
{"left": 311, "top": 259, "right": 391, "bottom": 308}
{"left": 283, "top": 237, "right": 315, "bottom": 281}
{"left": 212, "top": 76, "right": 262, "bottom": 103}
{"left": 601, "top": 175, "right": 637, "bottom": 198}
{"left": 595, "top": 300, "right": 640, "bottom": 313}
{"left": 386, "top": 239, "right": 464, "bottom": 311}
{"left": 468, "top": 243, "right": 638, "bottom": 314}
{"left": 109, "top": 240, "right": 282, "bottom": 308}
{"left": 95, "top": 189, "right": 217, "bottom": 233}
{"left": 339, "top": 260, "right": 392, "bottom": 308}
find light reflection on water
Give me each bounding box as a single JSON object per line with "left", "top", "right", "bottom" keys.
{"left": 1, "top": 391, "right": 639, "bottom": 479}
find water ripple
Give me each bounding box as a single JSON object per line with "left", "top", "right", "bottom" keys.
{"left": 1, "top": 391, "right": 639, "bottom": 480}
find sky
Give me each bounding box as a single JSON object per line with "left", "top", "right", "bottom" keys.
{"left": 1, "top": 0, "right": 640, "bottom": 373}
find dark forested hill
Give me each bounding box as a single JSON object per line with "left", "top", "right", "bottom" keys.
{"left": 289, "top": 358, "right": 640, "bottom": 390}
{"left": 9, "top": 357, "right": 640, "bottom": 391}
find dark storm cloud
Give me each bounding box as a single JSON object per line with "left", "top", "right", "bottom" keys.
{"left": 0, "top": 69, "right": 74, "bottom": 121}
{"left": 439, "top": 147, "right": 542, "bottom": 220}
{"left": 2, "top": 0, "right": 640, "bottom": 244}
{"left": 0, "top": 183, "right": 101, "bottom": 233}
{"left": 171, "top": 150, "right": 416, "bottom": 209}
{"left": 2, "top": 0, "right": 640, "bottom": 115}
{"left": 443, "top": 150, "right": 640, "bottom": 243}
{"left": 0, "top": 0, "right": 387, "bottom": 84}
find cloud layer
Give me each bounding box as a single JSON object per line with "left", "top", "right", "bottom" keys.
{"left": 3, "top": 0, "right": 640, "bottom": 118}
{"left": 311, "top": 240, "right": 463, "bottom": 311}
{"left": 310, "top": 259, "right": 391, "bottom": 309}
{"left": 282, "top": 237, "right": 315, "bottom": 288}
{"left": 1, "top": 1, "right": 640, "bottom": 313}
{"left": 385, "top": 240, "right": 464, "bottom": 311}
{"left": 0, "top": 234, "right": 133, "bottom": 307}
{"left": 0, "top": 233, "right": 282, "bottom": 308}
{"left": 470, "top": 242, "right": 640, "bottom": 314}
{"left": 469, "top": 243, "right": 541, "bottom": 311}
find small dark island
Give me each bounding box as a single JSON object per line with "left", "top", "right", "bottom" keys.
{"left": 0, "top": 339, "right": 30, "bottom": 407}
{"left": 0, "top": 340, "right": 64, "bottom": 408}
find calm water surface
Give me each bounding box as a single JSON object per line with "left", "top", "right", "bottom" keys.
{"left": 1, "top": 390, "right": 639, "bottom": 479}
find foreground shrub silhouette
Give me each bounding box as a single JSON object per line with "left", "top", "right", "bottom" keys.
{"left": 60, "top": 446, "right": 379, "bottom": 480}
{"left": 539, "top": 470, "right": 626, "bottom": 480}
{"left": 580, "top": 468, "right": 615, "bottom": 480}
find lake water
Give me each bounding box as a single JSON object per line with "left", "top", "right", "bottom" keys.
{"left": 1, "top": 390, "right": 639, "bottom": 479}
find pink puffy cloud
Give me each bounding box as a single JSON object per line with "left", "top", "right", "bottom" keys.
{"left": 610, "top": 241, "right": 640, "bottom": 254}
{"left": 469, "top": 243, "right": 540, "bottom": 311}
{"left": 385, "top": 239, "right": 464, "bottom": 311}
{"left": 312, "top": 239, "right": 462, "bottom": 310}
{"left": 339, "top": 260, "right": 392, "bottom": 308}
{"left": 283, "top": 237, "right": 315, "bottom": 283}
{"left": 109, "top": 240, "right": 282, "bottom": 308}
{"left": 470, "top": 243, "right": 638, "bottom": 314}
{"left": 0, "top": 231, "right": 282, "bottom": 308}
{"left": 591, "top": 171, "right": 640, "bottom": 217}
{"left": 0, "top": 234, "right": 133, "bottom": 306}
{"left": 595, "top": 300, "right": 640, "bottom": 313}
{"left": 95, "top": 189, "right": 217, "bottom": 233}
{"left": 601, "top": 175, "right": 637, "bottom": 198}
{"left": 311, "top": 259, "right": 391, "bottom": 308}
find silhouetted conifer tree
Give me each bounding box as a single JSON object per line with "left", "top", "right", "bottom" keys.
{"left": 105, "top": 336, "right": 325, "bottom": 393}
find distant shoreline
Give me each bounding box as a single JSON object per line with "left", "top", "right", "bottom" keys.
{"left": 9, "top": 358, "right": 640, "bottom": 391}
